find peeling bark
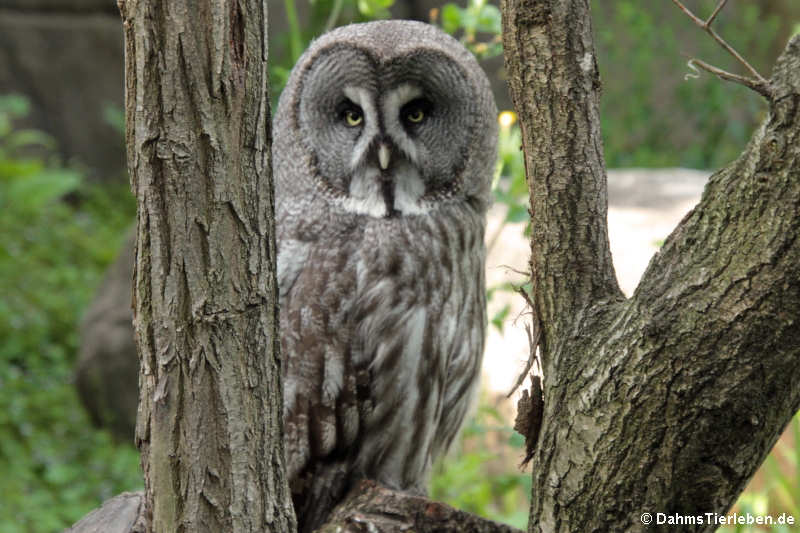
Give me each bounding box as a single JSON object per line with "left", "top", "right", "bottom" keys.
{"left": 502, "top": 1, "right": 800, "bottom": 532}
{"left": 117, "top": 0, "right": 296, "bottom": 531}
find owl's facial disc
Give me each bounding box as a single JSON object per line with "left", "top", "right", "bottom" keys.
{"left": 296, "top": 46, "right": 478, "bottom": 219}
{"left": 332, "top": 83, "right": 432, "bottom": 219}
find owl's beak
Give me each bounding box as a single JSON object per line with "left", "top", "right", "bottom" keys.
{"left": 378, "top": 143, "right": 391, "bottom": 170}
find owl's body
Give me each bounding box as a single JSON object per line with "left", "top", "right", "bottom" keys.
{"left": 274, "top": 20, "right": 497, "bottom": 531}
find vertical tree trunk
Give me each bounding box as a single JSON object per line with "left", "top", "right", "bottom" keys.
{"left": 118, "top": 1, "right": 296, "bottom": 532}
{"left": 502, "top": 1, "right": 800, "bottom": 532}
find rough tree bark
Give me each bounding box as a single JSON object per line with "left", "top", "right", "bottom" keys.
{"left": 116, "top": 0, "right": 295, "bottom": 531}
{"left": 502, "top": 1, "right": 800, "bottom": 532}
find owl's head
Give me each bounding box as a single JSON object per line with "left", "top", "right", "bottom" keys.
{"left": 274, "top": 20, "right": 498, "bottom": 219}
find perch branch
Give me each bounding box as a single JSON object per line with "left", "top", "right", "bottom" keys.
{"left": 319, "top": 480, "right": 524, "bottom": 533}
{"left": 68, "top": 484, "right": 525, "bottom": 533}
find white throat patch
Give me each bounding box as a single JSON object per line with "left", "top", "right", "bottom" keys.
{"left": 338, "top": 83, "right": 431, "bottom": 218}
{"left": 340, "top": 165, "right": 429, "bottom": 218}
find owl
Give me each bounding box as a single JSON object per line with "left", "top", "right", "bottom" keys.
{"left": 273, "top": 20, "right": 498, "bottom": 531}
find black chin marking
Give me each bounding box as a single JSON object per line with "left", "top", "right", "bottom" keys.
{"left": 380, "top": 176, "right": 399, "bottom": 218}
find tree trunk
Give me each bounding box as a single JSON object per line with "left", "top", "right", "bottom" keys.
{"left": 117, "top": 0, "right": 296, "bottom": 532}
{"left": 502, "top": 1, "right": 800, "bottom": 532}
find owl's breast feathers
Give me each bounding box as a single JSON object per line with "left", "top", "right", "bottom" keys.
{"left": 278, "top": 205, "right": 486, "bottom": 525}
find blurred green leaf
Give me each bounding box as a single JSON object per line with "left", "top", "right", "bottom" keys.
{"left": 441, "top": 4, "right": 463, "bottom": 34}
{"left": 357, "top": 0, "right": 393, "bottom": 19}
{"left": 5, "top": 129, "right": 55, "bottom": 151}
{"left": 491, "top": 303, "right": 511, "bottom": 333}
{"left": 431, "top": 392, "right": 530, "bottom": 530}
{"left": 0, "top": 94, "right": 140, "bottom": 532}
{"left": 0, "top": 94, "right": 30, "bottom": 117}
{"left": 438, "top": 0, "right": 503, "bottom": 59}
{"left": 505, "top": 203, "right": 529, "bottom": 224}
{"left": 475, "top": 4, "right": 501, "bottom": 34}
{"left": 102, "top": 104, "right": 126, "bottom": 136}
{"left": 4, "top": 169, "right": 81, "bottom": 211}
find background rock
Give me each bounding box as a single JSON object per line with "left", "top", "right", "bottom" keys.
{"left": 0, "top": 2, "right": 125, "bottom": 179}
{"left": 75, "top": 229, "right": 137, "bottom": 441}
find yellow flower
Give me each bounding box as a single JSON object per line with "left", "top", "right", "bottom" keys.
{"left": 498, "top": 111, "right": 517, "bottom": 129}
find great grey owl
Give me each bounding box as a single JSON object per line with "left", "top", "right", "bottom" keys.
{"left": 274, "top": 20, "right": 497, "bottom": 531}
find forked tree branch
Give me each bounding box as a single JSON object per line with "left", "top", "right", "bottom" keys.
{"left": 503, "top": 0, "right": 800, "bottom": 524}
{"left": 705, "top": 0, "right": 727, "bottom": 26}
{"left": 671, "top": 0, "right": 773, "bottom": 98}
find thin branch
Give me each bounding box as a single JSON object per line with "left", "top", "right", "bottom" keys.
{"left": 671, "top": 0, "right": 769, "bottom": 87}
{"left": 495, "top": 264, "right": 530, "bottom": 277}
{"left": 688, "top": 58, "right": 772, "bottom": 99}
{"left": 507, "top": 285, "right": 542, "bottom": 398}
{"left": 507, "top": 322, "right": 541, "bottom": 399}
{"left": 705, "top": 0, "right": 728, "bottom": 26}
{"left": 671, "top": 0, "right": 705, "bottom": 26}
{"left": 706, "top": 26, "right": 766, "bottom": 83}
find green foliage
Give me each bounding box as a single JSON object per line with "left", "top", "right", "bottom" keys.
{"left": 492, "top": 113, "right": 526, "bottom": 225}
{"left": 592, "top": 2, "right": 777, "bottom": 169}
{"left": 485, "top": 112, "right": 530, "bottom": 332}
{"left": 102, "top": 103, "right": 126, "bottom": 137}
{"left": 766, "top": 416, "right": 800, "bottom": 521}
{"left": 269, "top": 0, "right": 396, "bottom": 99}
{"left": 430, "top": 401, "right": 530, "bottom": 529}
{"left": 439, "top": 0, "right": 503, "bottom": 59}
{"left": 357, "top": 0, "right": 393, "bottom": 20}
{"left": 0, "top": 94, "right": 140, "bottom": 532}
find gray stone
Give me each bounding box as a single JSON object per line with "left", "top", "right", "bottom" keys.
{"left": 65, "top": 491, "right": 144, "bottom": 533}
{"left": 0, "top": 1, "right": 117, "bottom": 12}
{"left": 0, "top": 9, "right": 125, "bottom": 179}
{"left": 76, "top": 229, "right": 137, "bottom": 441}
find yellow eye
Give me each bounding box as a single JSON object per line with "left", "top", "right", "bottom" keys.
{"left": 407, "top": 108, "right": 424, "bottom": 123}
{"left": 345, "top": 109, "right": 363, "bottom": 126}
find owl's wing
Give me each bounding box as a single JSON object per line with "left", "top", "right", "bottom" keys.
{"left": 278, "top": 238, "right": 366, "bottom": 488}
{"left": 431, "top": 243, "right": 487, "bottom": 459}
{"left": 276, "top": 238, "right": 311, "bottom": 298}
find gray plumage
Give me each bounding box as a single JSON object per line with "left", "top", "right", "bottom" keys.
{"left": 273, "top": 20, "right": 497, "bottom": 531}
